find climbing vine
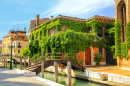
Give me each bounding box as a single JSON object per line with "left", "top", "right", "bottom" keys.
{"left": 114, "top": 20, "right": 130, "bottom": 59}
{"left": 86, "top": 19, "right": 113, "bottom": 33}
{"left": 23, "top": 18, "right": 114, "bottom": 58}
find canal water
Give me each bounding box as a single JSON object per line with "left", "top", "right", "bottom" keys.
{"left": 37, "top": 72, "right": 105, "bottom": 86}
{"left": 5, "top": 62, "right": 105, "bottom": 86}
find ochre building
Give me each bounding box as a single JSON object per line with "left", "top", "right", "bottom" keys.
{"left": 2, "top": 28, "right": 28, "bottom": 58}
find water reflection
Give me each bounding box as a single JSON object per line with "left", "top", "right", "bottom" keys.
{"left": 38, "top": 71, "right": 105, "bottom": 86}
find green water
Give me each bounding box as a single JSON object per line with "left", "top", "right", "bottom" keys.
{"left": 37, "top": 72, "right": 106, "bottom": 86}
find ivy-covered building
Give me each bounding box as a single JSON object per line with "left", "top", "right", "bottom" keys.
{"left": 28, "top": 15, "right": 115, "bottom": 66}
{"left": 115, "top": 0, "right": 130, "bottom": 68}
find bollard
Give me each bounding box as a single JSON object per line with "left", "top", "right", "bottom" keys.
{"left": 15, "top": 60, "right": 17, "bottom": 68}
{"left": 24, "top": 60, "right": 26, "bottom": 69}
{"left": 41, "top": 60, "right": 44, "bottom": 78}
{"left": 54, "top": 61, "right": 58, "bottom": 83}
{"left": 67, "top": 61, "right": 71, "bottom": 86}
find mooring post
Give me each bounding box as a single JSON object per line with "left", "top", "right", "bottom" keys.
{"left": 15, "top": 60, "right": 17, "bottom": 68}
{"left": 41, "top": 60, "right": 44, "bottom": 78}
{"left": 6, "top": 58, "right": 7, "bottom": 68}
{"left": 28, "top": 56, "right": 31, "bottom": 67}
{"left": 24, "top": 60, "right": 26, "bottom": 69}
{"left": 54, "top": 61, "right": 58, "bottom": 83}
{"left": 20, "top": 57, "right": 22, "bottom": 70}
{"left": 67, "top": 61, "right": 71, "bottom": 86}
{"left": 4, "top": 58, "right": 5, "bottom": 68}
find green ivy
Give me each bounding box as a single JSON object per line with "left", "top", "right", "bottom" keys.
{"left": 23, "top": 18, "right": 114, "bottom": 58}
{"left": 86, "top": 19, "right": 114, "bottom": 33}
{"left": 114, "top": 20, "right": 130, "bottom": 59}
{"left": 114, "top": 20, "right": 121, "bottom": 59}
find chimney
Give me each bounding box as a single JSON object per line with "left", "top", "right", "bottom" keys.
{"left": 36, "top": 15, "right": 39, "bottom": 27}
{"left": 24, "top": 27, "right": 26, "bottom": 32}
{"left": 51, "top": 16, "right": 53, "bottom": 20}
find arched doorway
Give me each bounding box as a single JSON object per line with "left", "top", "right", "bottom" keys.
{"left": 85, "top": 48, "right": 91, "bottom": 65}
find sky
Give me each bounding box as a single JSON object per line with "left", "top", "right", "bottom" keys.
{"left": 0, "top": 0, "right": 115, "bottom": 40}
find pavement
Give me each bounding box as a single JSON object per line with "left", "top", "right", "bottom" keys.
{"left": 86, "top": 66, "right": 130, "bottom": 76}
{"left": 0, "top": 68, "right": 50, "bottom": 86}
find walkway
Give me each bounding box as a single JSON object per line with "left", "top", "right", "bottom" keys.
{"left": 0, "top": 68, "right": 50, "bottom": 86}
{"left": 86, "top": 66, "right": 130, "bottom": 76}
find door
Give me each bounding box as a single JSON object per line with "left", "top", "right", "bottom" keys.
{"left": 85, "top": 48, "right": 91, "bottom": 65}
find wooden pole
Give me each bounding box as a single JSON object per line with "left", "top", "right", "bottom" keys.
{"left": 15, "top": 60, "right": 17, "bottom": 68}
{"left": 20, "top": 57, "right": 22, "bottom": 70}
{"left": 67, "top": 61, "right": 71, "bottom": 86}
{"left": 6, "top": 58, "right": 7, "bottom": 68}
{"left": 28, "top": 56, "right": 31, "bottom": 67}
{"left": 24, "top": 60, "right": 26, "bottom": 69}
{"left": 4, "top": 58, "right": 5, "bottom": 68}
{"left": 54, "top": 61, "right": 58, "bottom": 83}
{"left": 41, "top": 60, "right": 44, "bottom": 78}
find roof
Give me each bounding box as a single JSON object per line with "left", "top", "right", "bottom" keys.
{"left": 33, "top": 15, "right": 115, "bottom": 30}
{"left": 86, "top": 15, "right": 115, "bottom": 22}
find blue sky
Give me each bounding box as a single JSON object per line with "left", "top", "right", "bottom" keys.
{"left": 0, "top": 0, "right": 115, "bottom": 40}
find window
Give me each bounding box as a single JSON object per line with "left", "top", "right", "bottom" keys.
{"left": 105, "top": 28, "right": 109, "bottom": 37}
{"left": 65, "top": 27, "right": 67, "bottom": 31}
{"left": 18, "top": 50, "right": 20, "bottom": 53}
{"left": 97, "top": 28, "right": 103, "bottom": 37}
{"left": 50, "top": 29, "right": 53, "bottom": 36}
{"left": 14, "top": 42, "right": 15, "bottom": 47}
{"left": 77, "top": 49, "right": 79, "bottom": 54}
{"left": 54, "top": 28, "right": 58, "bottom": 34}
{"left": 62, "top": 27, "right": 67, "bottom": 32}
{"left": 18, "top": 42, "right": 20, "bottom": 46}
{"left": 99, "top": 47, "right": 103, "bottom": 54}
{"left": 87, "top": 27, "right": 93, "bottom": 33}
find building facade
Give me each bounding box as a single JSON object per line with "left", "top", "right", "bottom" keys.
{"left": 30, "top": 15, "right": 114, "bottom": 66}
{"left": 115, "top": 0, "right": 130, "bottom": 68}
{"left": 28, "top": 15, "right": 51, "bottom": 41}
{"left": 2, "top": 28, "right": 28, "bottom": 58}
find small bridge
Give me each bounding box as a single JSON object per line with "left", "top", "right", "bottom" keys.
{"left": 0, "top": 54, "right": 26, "bottom": 63}
{"left": 26, "top": 52, "right": 84, "bottom": 75}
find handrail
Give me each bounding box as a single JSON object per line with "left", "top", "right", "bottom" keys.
{"left": 30, "top": 52, "right": 84, "bottom": 69}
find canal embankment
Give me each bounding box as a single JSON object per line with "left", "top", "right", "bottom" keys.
{"left": 44, "top": 66, "right": 130, "bottom": 86}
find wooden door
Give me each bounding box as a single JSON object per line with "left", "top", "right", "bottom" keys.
{"left": 85, "top": 48, "right": 91, "bottom": 65}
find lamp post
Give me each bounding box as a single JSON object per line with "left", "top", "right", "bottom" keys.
{"left": 10, "top": 37, "right": 13, "bottom": 69}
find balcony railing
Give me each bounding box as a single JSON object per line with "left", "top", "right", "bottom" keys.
{"left": 18, "top": 46, "right": 21, "bottom": 48}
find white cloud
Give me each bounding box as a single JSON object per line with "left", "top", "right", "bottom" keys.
{"left": 41, "top": 0, "right": 114, "bottom": 16}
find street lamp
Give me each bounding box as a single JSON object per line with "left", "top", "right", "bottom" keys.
{"left": 10, "top": 37, "right": 13, "bottom": 69}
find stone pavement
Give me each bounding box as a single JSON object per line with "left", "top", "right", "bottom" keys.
{"left": 0, "top": 68, "right": 50, "bottom": 86}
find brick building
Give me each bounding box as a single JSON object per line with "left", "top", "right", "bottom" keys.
{"left": 28, "top": 15, "right": 50, "bottom": 41}
{"left": 30, "top": 15, "right": 115, "bottom": 66}
{"left": 115, "top": 0, "right": 130, "bottom": 68}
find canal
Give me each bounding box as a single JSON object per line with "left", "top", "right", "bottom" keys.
{"left": 37, "top": 71, "right": 106, "bottom": 86}
{"left": 5, "top": 62, "right": 105, "bottom": 86}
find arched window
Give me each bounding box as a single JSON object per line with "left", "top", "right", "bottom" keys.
{"left": 121, "top": 3, "right": 126, "bottom": 42}
{"left": 97, "top": 28, "right": 103, "bottom": 37}
{"left": 18, "top": 42, "right": 20, "bottom": 46}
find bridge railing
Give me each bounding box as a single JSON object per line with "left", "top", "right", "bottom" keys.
{"left": 30, "top": 52, "right": 84, "bottom": 69}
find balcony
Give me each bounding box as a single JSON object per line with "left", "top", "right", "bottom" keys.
{"left": 18, "top": 46, "right": 21, "bottom": 48}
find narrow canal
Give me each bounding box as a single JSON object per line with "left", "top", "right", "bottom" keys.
{"left": 5, "top": 62, "right": 105, "bottom": 86}
{"left": 37, "top": 71, "right": 105, "bottom": 86}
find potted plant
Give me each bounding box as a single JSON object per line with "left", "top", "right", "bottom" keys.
{"left": 94, "top": 54, "right": 103, "bottom": 65}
